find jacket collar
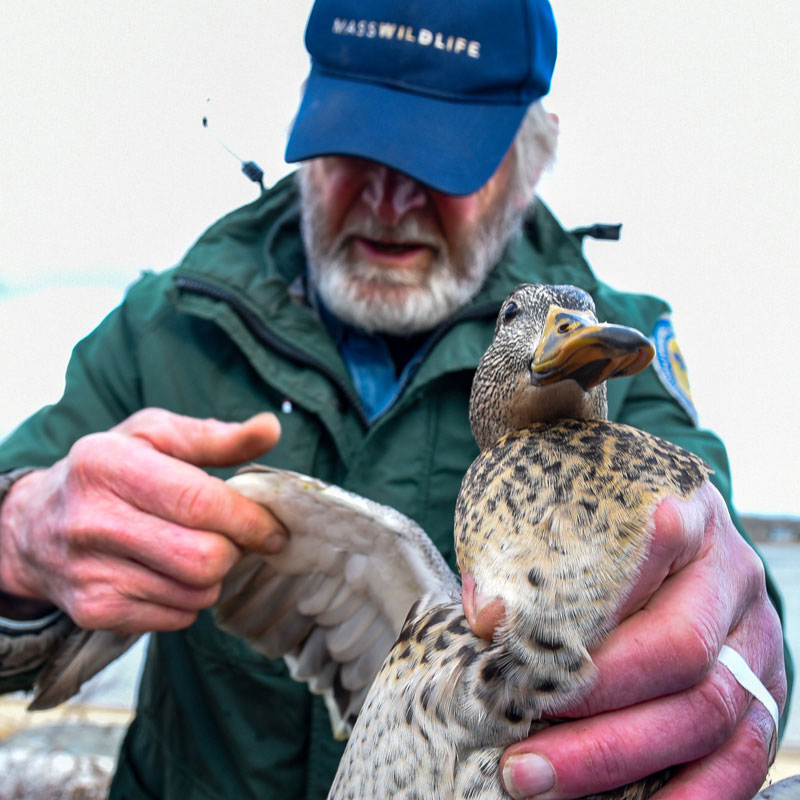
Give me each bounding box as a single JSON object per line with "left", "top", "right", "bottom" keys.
{"left": 171, "top": 172, "right": 603, "bottom": 404}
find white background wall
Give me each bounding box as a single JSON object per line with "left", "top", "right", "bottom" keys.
{"left": 1, "top": 1, "right": 798, "bottom": 517}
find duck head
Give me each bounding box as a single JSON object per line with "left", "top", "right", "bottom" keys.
{"left": 469, "top": 284, "right": 655, "bottom": 451}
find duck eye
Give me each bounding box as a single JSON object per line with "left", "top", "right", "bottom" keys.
{"left": 502, "top": 302, "right": 519, "bottom": 324}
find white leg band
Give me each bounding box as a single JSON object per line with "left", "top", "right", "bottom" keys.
{"left": 718, "top": 644, "right": 780, "bottom": 732}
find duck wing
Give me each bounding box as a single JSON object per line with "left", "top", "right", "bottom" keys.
{"left": 29, "top": 627, "right": 141, "bottom": 711}
{"left": 216, "top": 465, "right": 459, "bottom": 738}
{"left": 30, "top": 466, "right": 459, "bottom": 738}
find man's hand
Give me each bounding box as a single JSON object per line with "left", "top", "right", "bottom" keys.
{"left": 465, "top": 482, "right": 787, "bottom": 799}
{"left": 0, "top": 409, "right": 286, "bottom": 634}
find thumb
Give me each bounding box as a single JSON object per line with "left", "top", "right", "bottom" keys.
{"left": 115, "top": 409, "right": 281, "bottom": 466}
{"left": 462, "top": 573, "right": 506, "bottom": 641}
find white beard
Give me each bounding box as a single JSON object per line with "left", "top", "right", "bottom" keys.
{"left": 298, "top": 165, "right": 525, "bottom": 335}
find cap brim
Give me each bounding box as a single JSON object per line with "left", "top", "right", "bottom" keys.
{"left": 285, "top": 68, "right": 528, "bottom": 196}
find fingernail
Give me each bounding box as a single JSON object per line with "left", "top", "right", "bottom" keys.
{"left": 265, "top": 531, "right": 287, "bottom": 554}
{"left": 473, "top": 585, "right": 494, "bottom": 618}
{"left": 503, "top": 754, "right": 555, "bottom": 799}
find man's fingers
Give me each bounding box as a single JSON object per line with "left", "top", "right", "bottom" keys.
{"left": 557, "top": 484, "right": 768, "bottom": 718}
{"left": 649, "top": 703, "right": 775, "bottom": 800}
{"left": 561, "top": 546, "right": 775, "bottom": 719}
{"left": 0, "top": 411, "right": 288, "bottom": 635}
{"left": 64, "top": 555, "right": 223, "bottom": 631}
{"left": 499, "top": 608, "right": 785, "bottom": 800}
{"left": 500, "top": 658, "right": 759, "bottom": 800}
{"left": 69, "top": 431, "right": 288, "bottom": 555}
{"left": 141, "top": 606, "right": 200, "bottom": 633}
{"left": 113, "top": 409, "right": 288, "bottom": 552}
{"left": 561, "top": 566, "right": 729, "bottom": 716}
{"left": 613, "top": 483, "right": 719, "bottom": 622}
{"left": 461, "top": 573, "right": 505, "bottom": 641}
{"left": 77, "top": 513, "right": 243, "bottom": 590}
{"left": 115, "top": 409, "right": 281, "bottom": 467}
{"left": 105, "top": 602, "right": 200, "bottom": 635}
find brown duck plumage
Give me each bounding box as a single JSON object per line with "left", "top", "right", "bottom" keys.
{"left": 329, "top": 284, "right": 710, "bottom": 799}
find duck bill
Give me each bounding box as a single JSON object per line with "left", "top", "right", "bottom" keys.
{"left": 532, "top": 305, "right": 655, "bottom": 390}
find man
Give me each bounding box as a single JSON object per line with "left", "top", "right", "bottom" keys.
{"left": 0, "top": 1, "right": 789, "bottom": 798}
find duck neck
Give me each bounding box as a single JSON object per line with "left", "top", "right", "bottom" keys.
{"left": 471, "top": 382, "right": 608, "bottom": 453}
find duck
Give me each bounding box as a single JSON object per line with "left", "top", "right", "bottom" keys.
{"left": 322, "top": 283, "right": 711, "bottom": 800}
{"left": 30, "top": 283, "right": 714, "bottom": 799}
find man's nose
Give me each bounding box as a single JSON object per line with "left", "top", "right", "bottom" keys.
{"left": 361, "top": 164, "right": 427, "bottom": 225}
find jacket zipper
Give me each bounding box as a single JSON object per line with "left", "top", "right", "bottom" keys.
{"left": 175, "top": 275, "right": 500, "bottom": 430}
{"left": 176, "top": 276, "right": 371, "bottom": 428}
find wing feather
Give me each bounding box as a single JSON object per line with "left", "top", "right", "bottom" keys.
{"left": 28, "top": 628, "right": 141, "bottom": 711}
{"left": 216, "top": 466, "right": 459, "bottom": 737}
{"left": 30, "top": 465, "right": 459, "bottom": 740}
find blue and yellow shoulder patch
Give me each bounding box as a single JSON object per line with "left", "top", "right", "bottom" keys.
{"left": 651, "top": 315, "right": 698, "bottom": 425}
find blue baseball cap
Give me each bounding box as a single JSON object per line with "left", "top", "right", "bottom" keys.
{"left": 285, "top": 0, "right": 557, "bottom": 196}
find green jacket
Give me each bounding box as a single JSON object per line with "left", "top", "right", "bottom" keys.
{"left": 0, "top": 175, "right": 790, "bottom": 799}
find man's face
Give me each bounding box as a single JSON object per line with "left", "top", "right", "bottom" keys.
{"left": 299, "top": 152, "right": 525, "bottom": 335}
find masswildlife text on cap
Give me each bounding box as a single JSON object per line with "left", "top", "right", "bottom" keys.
{"left": 285, "top": 0, "right": 557, "bottom": 195}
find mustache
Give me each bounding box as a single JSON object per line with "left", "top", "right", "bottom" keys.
{"left": 334, "top": 214, "right": 443, "bottom": 252}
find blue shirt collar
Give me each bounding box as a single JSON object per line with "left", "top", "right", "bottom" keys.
{"left": 316, "top": 295, "right": 433, "bottom": 423}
